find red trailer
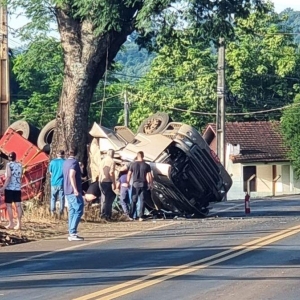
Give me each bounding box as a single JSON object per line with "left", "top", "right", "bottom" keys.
{"left": 0, "top": 129, "right": 49, "bottom": 219}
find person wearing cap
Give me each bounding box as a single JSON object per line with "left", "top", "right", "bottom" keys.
{"left": 0, "top": 152, "right": 23, "bottom": 230}
{"left": 49, "top": 150, "right": 65, "bottom": 218}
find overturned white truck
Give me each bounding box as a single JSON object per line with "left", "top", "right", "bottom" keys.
{"left": 89, "top": 113, "right": 232, "bottom": 217}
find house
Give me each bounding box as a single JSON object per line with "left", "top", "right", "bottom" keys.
{"left": 203, "top": 121, "right": 300, "bottom": 200}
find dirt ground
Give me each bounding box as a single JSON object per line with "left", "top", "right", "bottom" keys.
{"left": 0, "top": 217, "right": 67, "bottom": 246}
{"left": 0, "top": 205, "right": 170, "bottom": 247}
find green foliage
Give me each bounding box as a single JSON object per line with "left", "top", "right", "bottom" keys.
{"left": 9, "top": 0, "right": 268, "bottom": 48}
{"left": 280, "top": 8, "right": 300, "bottom": 45}
{"left": 9, "top": 49, "right": 23, "bottom": 101}
{"left": 88, "top": 80, "right": 126, "bottom": 128}
{"left": 128, "top": 7, "right": 300, "bottom": 131}
{"left": 226, "top": 9, "right": 300, "bottom": 121}
{"left": 10, "top": 37, "right": 64, "bottom": 128}
{"left": 9, "top": 36, "right": 134, "bottom": 130}
{"left": 115, "top": 40, "right": 155, "bottom": 80}
{"left": 281, "top": 94, "right": 300, "bottom": 178}
{"left": 9, "top": 0, "right": 270, "bottom": 133}
{"left": 128, "top": 35, "right": 217, "bottom": 131}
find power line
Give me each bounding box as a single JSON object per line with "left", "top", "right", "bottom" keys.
{"left": 132, "top": 95, "right": 300, "bottom": 116}
{"left": 108, "top": 70, "right": 217, "bottom": 81}
{"left": 91, "top": 93, "right": 123, "bottom": 105}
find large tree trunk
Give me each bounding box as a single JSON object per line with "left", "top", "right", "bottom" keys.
{"left": 51, "top": 9, "right": 135, "bottom": 162}
{"left": 42, "top": 8, "right": 135, "bottom": 206}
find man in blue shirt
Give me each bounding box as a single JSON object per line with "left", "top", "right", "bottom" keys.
{"left": 63, "top": 148, "right": 84, "bottom": 241}
{"left": 49, "top": 150, "right": 65, "bottom": 218}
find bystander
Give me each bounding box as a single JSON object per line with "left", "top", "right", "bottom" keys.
{"left": 0, "top": 152, "right": 23, "bottom": 229}
{"left": 49, "top": 150, "right": 65, "bottom": 218}
{"left": 63, "top": 148, "right": 84, "bottom": 241}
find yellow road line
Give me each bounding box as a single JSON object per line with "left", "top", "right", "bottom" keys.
{"left": 74, "top": 224, "right": 300, "bottom": 300}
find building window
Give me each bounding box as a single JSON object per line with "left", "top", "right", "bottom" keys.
{"left": 243, "top": 166, "right": 257, "bottom": 192}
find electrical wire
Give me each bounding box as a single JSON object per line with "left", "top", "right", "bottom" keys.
{"left": 130, "top": 94, "right": 300, "bottom": 116}
{"left": 99, "top": 40, "right": 109, "bottom": 125}
{"left": 90, "top": 93, "right": 123, "bottom": 105}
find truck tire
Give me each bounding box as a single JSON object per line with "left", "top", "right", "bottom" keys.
{"left": 37, "top": 119, "right": 56, "bottom": 150}
{"left": 137, "top": 112, "right": 171, "bottom": 135}
{"left": 8, "top": 120, "right": 40, "bottom": 145}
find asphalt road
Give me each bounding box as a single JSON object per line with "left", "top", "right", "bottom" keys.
{"left": 1, "top": 196, "right": 300, "bottom": 300}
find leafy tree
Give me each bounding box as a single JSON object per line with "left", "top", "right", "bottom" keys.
{"left": 88, "top": 78, "right": 127, "bottom": 128}
{"left": 128, "top": 36, "right": 217, "bottom": 131}
{"left": 115, "top": 39, "right": 155, "bottom": 80}
{"left": 10, "top": 36, "right": 127, "bottom": 129}
{"left": 9, "top": 0, "right": 268, "bottom": 161}
{"left": 225, "top": 8, "right": 300, "bottom": 121}
{"left": 10, "top": 37, "right": 63, "bottom": 128}
{"left": 280, "top": 8, "right": 300, "bottom": 45}
{"left": 129, "top": 6, "right": 300, "bottom": 130}
{"left": 281, "top": 94, "right": 300, "bottom": 178}
{"left": 9, "top": 49, "right": 23, "bottom": 103}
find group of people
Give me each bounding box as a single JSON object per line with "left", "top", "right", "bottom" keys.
{"left": 98, "top": 150, "right": 154, "bottom": 222}
{"left": 49, "top": 148, "right": 85, "bottom": 241}
{"left": 1, "top": 147, "right": 153, "bottom": 241}
{"left": 49, "top": 148, "right": 154, "bottom": 240}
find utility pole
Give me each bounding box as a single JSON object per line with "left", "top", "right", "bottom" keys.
{"left": 216, "top": 38, "right": 226, "bottom": 166}
{"left": 124, "top": 90, "right": 129, "bottom": 127}
{"left": 0, "top": 5, "right": 9, "bottom": 136}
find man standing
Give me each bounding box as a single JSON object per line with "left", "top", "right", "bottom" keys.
{"left": 63, "top": 148, "right": 84, "bottom": 241}
{"left": 99, "top": 149, "right": 116, "bottom": 220}
{"left": 127, "top": 151, "right": 153, "bottom": 221}
{"left": 0, "top": 152, "right": 23, "bottom": 230}
{"left": 49, "top": 150, "right": 65, "bottom": 218}
{"left": 116, "top": 162, "right": 131, "bottom": 219}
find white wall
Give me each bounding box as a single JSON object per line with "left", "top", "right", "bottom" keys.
{"left": 251, "top": 165, "right": 272, "bottom": 198}
{"left": 226, "top": 161, "right": 300, "bottom": 200}
{"left": 226, "top": 160, "right": 243, "bottom": 200}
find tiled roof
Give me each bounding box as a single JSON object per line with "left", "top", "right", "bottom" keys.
{"left": 204, "top": 121, "right": 289, "bottom": 163}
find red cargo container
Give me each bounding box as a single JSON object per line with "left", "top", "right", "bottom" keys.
{"left": 0, "top": 129, "right": 49, "bottom": 219}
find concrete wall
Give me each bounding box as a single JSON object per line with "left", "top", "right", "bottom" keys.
{"left": 254, "top": 165, "right": 272, "bottom": 197}
{"left": 226, "top": 160, "right": 243, "bottom": 200}
{"left": 226, "top": 161, "right": 300, "bottom": 200}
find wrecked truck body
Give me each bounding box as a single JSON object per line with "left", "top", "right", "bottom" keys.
{"left": 0, "top": 113, "right": 231, "bottom": 218}
{"left": 0, "top": 128, "right": 49, "bottom": 217}
{"left": 89, "top": 120, "right": 232, "bottom": 217}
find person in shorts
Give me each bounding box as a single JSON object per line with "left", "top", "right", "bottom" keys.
{"left": 0, "top": 152, "right": 23, "bottom": 230}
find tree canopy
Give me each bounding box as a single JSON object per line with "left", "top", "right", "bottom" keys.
{"left": 281, "top": 95, "right": 300, "bottom": 178}
{"left": 225, "top": 8, "right": 300, "bottom": 121}
{"left": 9, "top": 0, "right": 269, "bottom": 161}
{"left": 127, "top": 6, "right": 300, "bottom": 131}
{"left": 10, "top": 37, "right": 63, "bottom": 128}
